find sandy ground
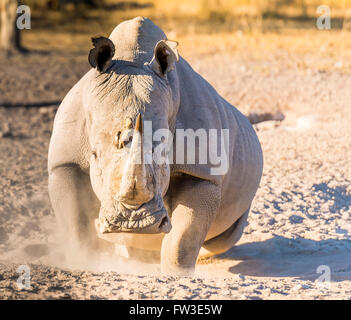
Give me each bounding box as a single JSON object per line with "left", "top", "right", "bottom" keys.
{"left": 0, "top": 42, "right": 351, "bottom": 299}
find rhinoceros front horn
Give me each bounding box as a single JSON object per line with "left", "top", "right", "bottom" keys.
{"left": 117, "top": 113, "right": 155, "bottom": 209}
{"left": 88, "top": 36, "right": 115, "bottom": 72}
{"left": 135, "top": 113, "right": 142, "bottom": 134}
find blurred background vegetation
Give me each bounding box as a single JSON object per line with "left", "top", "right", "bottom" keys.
{"left": 22, "top": 0, "right": 351, "bottom": 34}
{"left": 9, "top": 0, "right": 347, "bottom": 59}
{"left": 1, "top": 0, "right": 351, "bottom": 71}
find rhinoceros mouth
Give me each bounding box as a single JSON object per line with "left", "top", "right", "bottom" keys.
{"left": 96, "top": 196, "right": 172, "bottom": 234}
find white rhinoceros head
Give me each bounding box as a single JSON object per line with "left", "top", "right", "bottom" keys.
{"left": 84, "top": 35, "right": 180, "bottom": 235}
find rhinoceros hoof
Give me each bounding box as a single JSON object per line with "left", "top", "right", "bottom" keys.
{"left": 160, "top": 263, "right": 195, "bottom": 277}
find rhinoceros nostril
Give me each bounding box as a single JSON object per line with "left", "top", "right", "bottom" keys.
{"left": 158, "top": 216, "right": 171, "bottom": 233}
{"left": 159, "top": 216, "right": 167, "bottom": 228}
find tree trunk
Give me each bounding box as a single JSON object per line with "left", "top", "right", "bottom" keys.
{"left": 0, "top": 0, "right": 21, "bottom": 53}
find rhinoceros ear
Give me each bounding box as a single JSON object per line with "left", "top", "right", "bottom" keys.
{"left": 88, "top": 37, "right": 115, "bottom": 72}
{"left": 149, "top": 40, "right": 179, "bottom": 77}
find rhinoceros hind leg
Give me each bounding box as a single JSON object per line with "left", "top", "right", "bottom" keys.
{"left": 200, "top": 206, "right": 250, "bottom": 256}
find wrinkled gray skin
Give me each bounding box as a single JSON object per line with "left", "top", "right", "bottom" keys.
{"left": 48, "top": 17, "right": 263, "bottom": 275}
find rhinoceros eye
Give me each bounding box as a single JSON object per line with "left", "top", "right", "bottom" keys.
{"left": 91, "top": 149, "right": 98, "bottom": 159}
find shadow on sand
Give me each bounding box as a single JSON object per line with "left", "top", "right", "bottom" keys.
{"left": 0, "top": 101, "right": 61, "bottom": 108}
{"left": 219, "top": 236, "right": 351, "bottom": 281}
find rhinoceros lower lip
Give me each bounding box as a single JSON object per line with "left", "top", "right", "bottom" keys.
{"left": 97, "top": 198, "right": 172, "bottom": 234}
{"left": 97, "top": 209, "right": 171, "bottom": 234}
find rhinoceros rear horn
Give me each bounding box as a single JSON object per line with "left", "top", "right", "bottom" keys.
{"left": 88, "top": 37, "right": 115, "bottom": 72}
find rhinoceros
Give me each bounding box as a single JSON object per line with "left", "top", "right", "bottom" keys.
{"left": 48, "top": 16, "right": 263, "bottom": 275}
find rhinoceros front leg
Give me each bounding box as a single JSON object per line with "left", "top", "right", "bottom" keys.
{"left": 48, "top": 165, "right": 111, "bottom": 265}
{"left": 161, "top": 179, "right": 221, "bottom": 276}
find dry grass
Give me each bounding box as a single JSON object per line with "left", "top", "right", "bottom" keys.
{"left": 23, "top": 21, "right": 351, "bottom": 73}
{"left": 20, "top": 0, "right": 351, "bottom": 115}
{"left": 21, "top": 0, "right": 351, "bottom": 51}
{"left": 23, "top": 0, "right": 351, "bottom": 32}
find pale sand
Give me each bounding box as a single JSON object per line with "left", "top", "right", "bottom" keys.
{"left": 0, "top": 46, "right": 350, "bottom": 300}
